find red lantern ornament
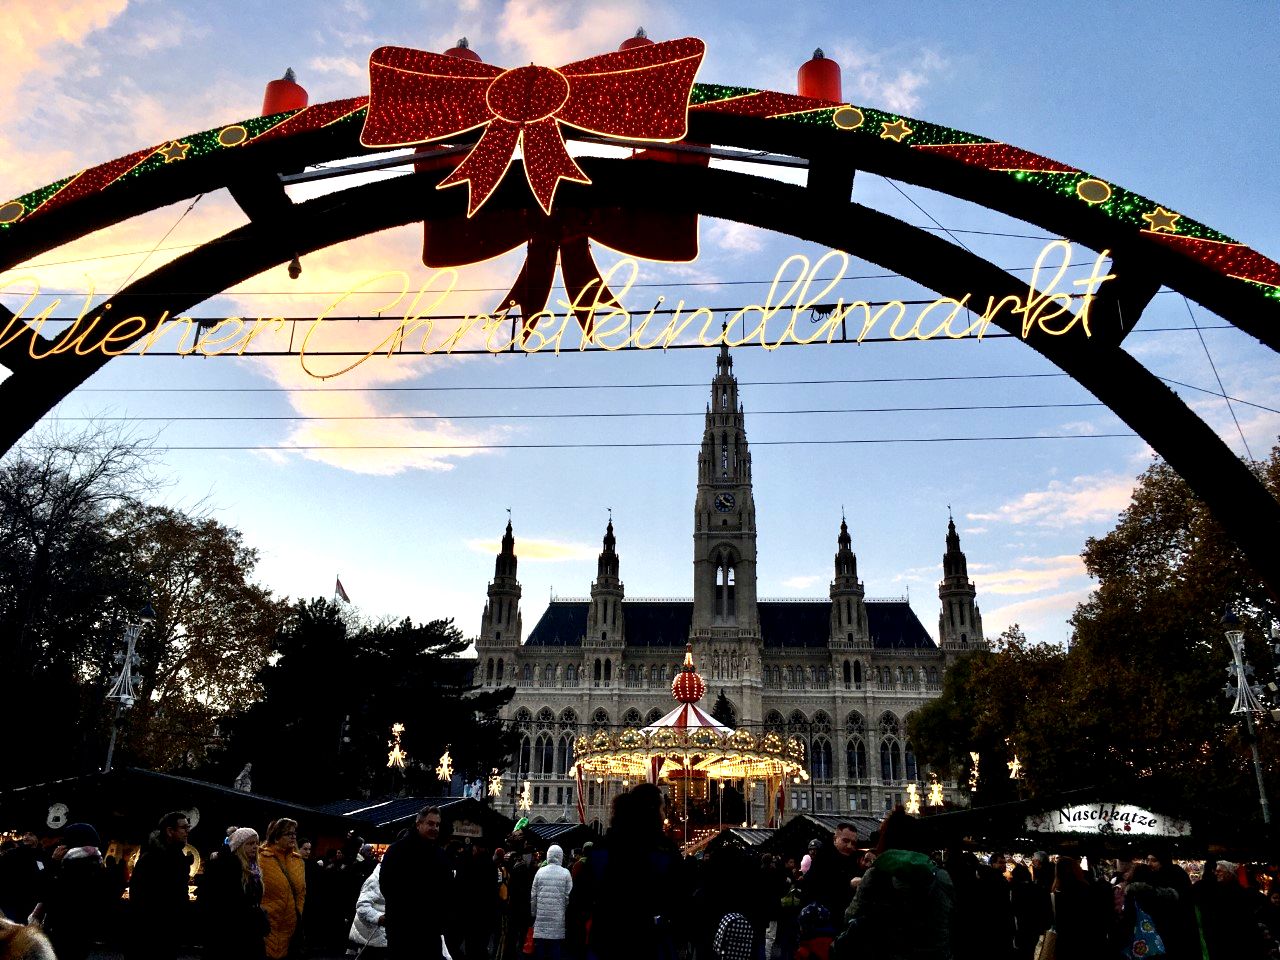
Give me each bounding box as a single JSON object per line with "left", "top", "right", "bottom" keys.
{"left": 671, "top": 644, "right": 707, "bottom": 705}
{"left": 797, "top": 48, "right": 841, "bottom": 103}
{"left": 619, "top": 27, "right": 654, "bottom": 50}
{"left": 261, "top": 68, "right": 309, "bottom": 117}
{"left": 444, "top": 36, "right": 482, "bottom": 61}
{"left": 361, "top": 37, "right": 706, "bottom": 215}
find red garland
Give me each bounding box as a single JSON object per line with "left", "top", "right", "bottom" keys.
{"left": 361, "top": 37, "right": 706, "bottom": 215}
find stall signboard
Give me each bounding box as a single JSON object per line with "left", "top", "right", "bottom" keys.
{"left": 1025, "top": 803, "right": 1191, "bottom": 838}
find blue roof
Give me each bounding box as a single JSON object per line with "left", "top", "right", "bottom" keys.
{"left": 524, "top": 599, "right": 936, "bottom": 650}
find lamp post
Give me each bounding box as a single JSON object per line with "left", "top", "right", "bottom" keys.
{"left": 1223, "top": 609, "right": 1271, "bottom": 826}
{"left": 104, "top": 603, "right": 155, "bottom": 772}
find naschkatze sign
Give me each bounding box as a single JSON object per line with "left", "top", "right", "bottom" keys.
{"left": 1024, "top": 803, "right": 1191, "bottom": 837}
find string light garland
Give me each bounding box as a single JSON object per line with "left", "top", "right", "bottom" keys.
{"left": 0, "top": 44, "right": 1273, "bottom": 300}
{"left": 387, "top": 722, "right": 407, "bottom": 770}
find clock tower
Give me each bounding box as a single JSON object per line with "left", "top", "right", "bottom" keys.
{"left": 692, "top": 341, "right": 762, "bottom": 721}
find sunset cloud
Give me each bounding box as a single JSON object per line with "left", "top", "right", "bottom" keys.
{"left": 467, "top": 537, "right": 596, "bottom": 561}
{"left": 973, "top": 555, "right": 1087, "bottom": 596}
{"left": 968, "top": 474, "right": 1135, "bottom": 529}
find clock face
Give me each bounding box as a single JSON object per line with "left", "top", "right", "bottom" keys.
{"left": 714, "top": 492, "right": 736, "bottom": 512}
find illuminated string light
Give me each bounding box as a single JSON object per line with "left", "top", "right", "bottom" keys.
{"left": 904, "top": 783, "right": 922, "bottom": 815}
{"left": 1142, "top": 206, "right": 1181, "bottom": 233}
{"left": 927, "top": 777, "right": 944, "bottom": 807}
{"left": 879, "top": 118, "right": 913, "bottom": 142}
{"left": 518, "top": 779, "right": 533, "bottom": 811}
{"left": 387, "top": 722, "right": 407, "bottom": 770}
{"left": 488, "top": 769, "right": 504, "bottom": 798}
{"left": 969, "top": 752, "right": 980, "bottom": 793}
{"left": 435, "top": 747, "right": 453, "bottom": 782}
{"left": 158, "top": 141, "right": 191, "bottom": 163}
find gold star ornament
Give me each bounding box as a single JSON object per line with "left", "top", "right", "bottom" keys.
{"left": 1142, "top": 206, "right": 1181, "bottom": 233}
{"left": 158, "top": 140, "right": 191, "bottom": 163}
{"left": 880, "top": 119, "right": 914, "bottom": 142}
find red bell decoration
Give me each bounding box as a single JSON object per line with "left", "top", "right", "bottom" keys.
{"left": 261, "top": 68, "right": 308, "bottom": 116}
{"left": 443, "top": 36, "right": 482, "bottom": 61}
{"left": 619, "top": 27, "right": 654, "bottom": 50}
{"left": 797, "top": 48, "right": 841, "bottom": 102}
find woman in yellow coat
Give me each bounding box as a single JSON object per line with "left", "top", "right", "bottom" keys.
{"left": 258, "top": 818, "right": 307, "bottom": 959}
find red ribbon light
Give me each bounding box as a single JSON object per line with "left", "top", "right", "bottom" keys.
{"left": 361, "top": 37, "right": 706, "bottom": 216}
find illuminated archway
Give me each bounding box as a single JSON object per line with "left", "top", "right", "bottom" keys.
{"left": 1, "top": 51, "right": 1278, "bottom": 591}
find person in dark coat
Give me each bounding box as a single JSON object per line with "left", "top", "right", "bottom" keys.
{"left": 37, "top": 823, "right": 111, "bottom": 960}
{"left": 833, "top": 809, "right": 952, "bottom": 960}
{"left": 569, "top": 784, "right": 686, "bottom": 960}
{"left": 1049, "top": 856, "right": 1109, "bottom": 960}
{"left": 1008, "top": 863, "right": 1050, "bottom": 960}
{"left": 378, "top": 806, "right": 458, "bottom": 960}
{"left": 1197, "top": 860, "right": 1266, "bottom": 960}
{"left": 127, "top": 811, "right": 193, "bottom": 960}
{"left": 800, "top": 825, "right": 862, "bottom": 921}
{"left": 973, "top": 853, "right": 1014, "bottom": 960}
{"left": 198, "top": 827, "right": 267, "bottom": 960}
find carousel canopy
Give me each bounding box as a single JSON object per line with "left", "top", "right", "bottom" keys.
{"left": 572, "top": 645, "right": 807, "bottom": 784}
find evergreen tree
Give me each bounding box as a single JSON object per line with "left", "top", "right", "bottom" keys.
{"left": 710, "top": 689, "right": 736, "bottom": 727}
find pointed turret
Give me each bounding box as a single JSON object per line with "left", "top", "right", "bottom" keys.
{"left": 480, "top": 517, "right": 522, "bottom": 650}
{"left": 587, "top": 515, "right": 625, "bottom": 645}
{"left": 830, "top": 514, "right": 868, "bottom": 646}
{"left": 938, "top": 511, "right": 984, "bottom": 654}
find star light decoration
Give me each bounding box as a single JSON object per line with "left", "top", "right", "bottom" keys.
{"left": 969, "top": 751, "right": 980, "bottom": 793}
{"left": 158, "top": 141, "right": 190, "bottom": 163}
{"left": 361, "top": 37, "right": 706, "bottom": 217}
{"left": 435, "top": 747, "right": 453, "bottom": 783}
{"left": 1142, "top": 206, "right": 1181, "bottom": 233}
{"left": 879, "top": 118, "right": 913, "bottom": 142}
{"left": 488, "top": 769, "right": 504, "bottom": 798}
{"left": 904, "top": 783, "right": 922, "bottom": 815}
{"left": 1007, "top": 755, "right": 1023, "bottom": 780}
{"left": 518, "top": 779, "right": 533, "bottom": 812}
{"left": 927, "top": 778, "right": 945, "bottom": 808}
{"left": 387, "top": 722, "right": 407, "bottom": 770}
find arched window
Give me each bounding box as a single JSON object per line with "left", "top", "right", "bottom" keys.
{"left": 817, "top": 666, "right": 828, "bottom": 688}
{"left": 879, "top": 712, "right": 902, "bottom": 782}
{"left": 496, "top": 658, "right": 504, "bottom": 682}
{"left": 721, "top": 431, "right": 729, "bottom": 475}
{"left": 650, "top": 664, "right": 662, "bottom": 684}
{"left": 646, "top": 708, "right": 663, "bottom": 725}
{"left": 545, "top": 663, "right": 555, "bottom": 685}
{"left": 559, "top": 707, "right": 578, "bottom": 727}
{"left": 961, "top": 634, "right": 968, "bottom": 648}
{"left": 622, "top": 708, "right": 642, "bottom": 726}
{"left": 812, "top": 737, "right": 834, "bottom": 782}
{"left": 604, "top": 660, "right": 612, "bottom": 685}
{"left": 626, "top": 665, "right": 637, "bottom": 686}
{"left": 535, "top": 732, "right": 555, "bottom": 778}
{"left": 555, "top": 734, "right": 574, "bottom": 777}
{"left": 566, "top": 663, "right": 578, "bottom": 685}
{"left": 514, "top": 706, "right": 533, "bottom": 726}
{"left": 593, "top": 659, "right": 602, "bottom": 685}
{"left": 853, "top": 660, "right": 863, "bottom": 687}
{"left": 846, "top": 738, "right": 867, "bottom": 780}
{"left": 904, "top": 741, "right": 919, "bottom": 781}
{"left": 842, "top": 660, "right": 851, "bottom": 689}
{"left": 486, "top": 658, "right": 494, "bottom": 681}
{"left": 906, "top": 667, "right": 915, "bottom": 684}
{"left": 787, "top": 710, "right": 808, "bottom": 738}
{"left": 522, "top": 663, "right": 533, "bottom": 684}
{"left": 764, "top": 710, "right": 785, "bottom": 734}
{"left": 896, "top": 667, "right": 905, "bottom": 684}
{"left": 518, "top": 736, "right": 531, "bottom": 777}
{"left": 592, "top": 708, "right": 610, "bottom": 730}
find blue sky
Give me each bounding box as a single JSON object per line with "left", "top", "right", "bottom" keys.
{"left": 2, "top": 0, "right": 1278, "bottom": 649}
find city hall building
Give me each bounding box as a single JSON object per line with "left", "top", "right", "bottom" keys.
{"left": 474, "top": 345, "right": 987, "bottom": 826}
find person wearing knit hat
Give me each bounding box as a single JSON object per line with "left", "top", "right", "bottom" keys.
{"left": 198, "top": 827, "right": 267, "bottom": 960}
{"left": 36, "top": 823, "right": 106, "bottom": 960}
{"left": 229, "top": 827, "right": 259, "bottom": 853}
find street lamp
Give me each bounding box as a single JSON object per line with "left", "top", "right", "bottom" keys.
{"left": 104, "top": 603, "right": 156, "bottom": 772}
{"left": 1223, "top": 609, "right": 1271, "bottom": 826}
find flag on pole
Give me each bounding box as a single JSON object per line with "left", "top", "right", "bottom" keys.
{"left": 335, "top": 576, "right": 350, "bottom": 603}
{"left": 574, "top": 765, "right": 587, "bottom": 824}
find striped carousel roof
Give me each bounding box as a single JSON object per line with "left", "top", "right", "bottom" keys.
{"left": 641, "top": 701, "right": 731, "bottom": 735}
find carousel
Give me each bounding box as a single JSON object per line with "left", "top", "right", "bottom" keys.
{"left": 572, "top": 645, "right": 808, "bottom": 838}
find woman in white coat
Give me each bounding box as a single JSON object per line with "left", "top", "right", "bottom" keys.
{"left": 529, "top": 844, "right": 573, "bottom": 959}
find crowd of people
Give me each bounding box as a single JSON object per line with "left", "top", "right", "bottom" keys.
{"left": 1, "top": 785, "right": 1279, "bottom": 960}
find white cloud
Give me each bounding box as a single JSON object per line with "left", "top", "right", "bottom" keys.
{"left": 781, "top": 574, "right": 823, "bottom": 590}
{"left": 308, "top": 55, "right": 366, "bottom": 79}
{"left": 982, "top": 588, "right": 1092, "bottom": 643}
{"left": 968, "top": 474, "right": 1135, "bottom": 529}
{"left": 493, "top": 0, "right": 647, "bottom": 65}
{"left": 829, "top": 43, "right": 948, "bottom": 114}
{"left": 706, "top": 220, "right": 766, "bottom": 256}
{"left": 962, "top": 526, "right": 987, "bottom": 535}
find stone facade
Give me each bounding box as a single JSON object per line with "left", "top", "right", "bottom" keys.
{"left": 473, "top": 345, "right": 986, "bottom": 826}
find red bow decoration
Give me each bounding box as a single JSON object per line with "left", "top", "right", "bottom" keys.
{"left": 361, "top": 37, "right": 705, "bottom": 216}
{"left": 422, "top": 196, "right": 702, "bottom": 333}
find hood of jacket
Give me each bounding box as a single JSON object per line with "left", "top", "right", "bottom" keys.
{"left": 547, "top": 844, "right": 564, "bottom": 866}
{"left": 873, "top": 849, "right": 939, "bottom": 887}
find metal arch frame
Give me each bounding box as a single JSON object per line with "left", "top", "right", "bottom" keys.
{"left": 0, "top": 94, "right": 1277, "bottom": 596}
